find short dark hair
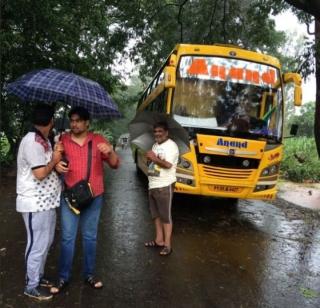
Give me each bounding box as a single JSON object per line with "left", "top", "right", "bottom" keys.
{"left": 153, "top": 121, "right": 169, "bottom": 131}
{"left": 68, "top": 106, "right": 90, "bottom": 121}
{"left": 32, "top": 104, "right": 54, "bottom": 126}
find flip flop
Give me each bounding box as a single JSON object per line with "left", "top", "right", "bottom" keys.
{"left": 85, "top": 276, "right": 103, "bottom": 289}
{"left": 50, "top": 279, "right": 68, "bottom": 294}
{"left": 160, "top": 246, "right": 172, "bottom": 256}
{"left": 144, "top": 240, "right": 164, "bottom": 248}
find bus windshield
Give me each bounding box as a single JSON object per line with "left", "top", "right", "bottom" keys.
{"left": 172, "top": 56, "right": 283, "bottom": 142}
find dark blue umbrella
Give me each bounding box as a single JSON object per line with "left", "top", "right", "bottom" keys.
{"left": 6, "top": 68, "right": 121, "bottom": 119}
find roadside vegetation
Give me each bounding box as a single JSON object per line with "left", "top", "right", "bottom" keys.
{"left": 281, "top": 101, "right": 320, "bottom": 182}
{"left": 282, "top": 137, "right": 320, "bottom": 182}
{"left": 0, "top": 133, "right": 12, "bottom": 167}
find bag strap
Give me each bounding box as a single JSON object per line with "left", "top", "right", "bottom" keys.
{"left": 85, "top": 140, "right": 92, "bottom": 181}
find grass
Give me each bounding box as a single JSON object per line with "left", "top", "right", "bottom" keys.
{"left": 281, "top": 137, "right": 320, "bottom": 182}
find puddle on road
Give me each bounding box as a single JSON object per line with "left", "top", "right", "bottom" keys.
{"left": 172, "top": 194, "right": 320, "bottom": 306}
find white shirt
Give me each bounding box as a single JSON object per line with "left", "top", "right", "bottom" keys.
{"left": 16, "top": 131, "right": 61, "bottom": 213}
{"left": 148, "top": 138, "right": 179, "bottom": 189}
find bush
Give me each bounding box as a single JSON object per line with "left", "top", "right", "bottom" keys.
{"left": 281, "top": 137, "right": 320, "bottom": 182}
{"left": 0, "top": 133, "right": 12, "bottom": 166}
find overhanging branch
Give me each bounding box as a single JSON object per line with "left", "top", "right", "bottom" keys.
{"left": 284, "top": 0, "right": 320, "bottom": 21}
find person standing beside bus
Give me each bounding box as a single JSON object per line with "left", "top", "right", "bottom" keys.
{"left": 144, "top": 122, "right": 179, "bottom": 256}
{"left": 17, "top": 104, "right": 62, "bottom": 301}
{"left": 51, "top": 106, "right": 120, "bottom": 294}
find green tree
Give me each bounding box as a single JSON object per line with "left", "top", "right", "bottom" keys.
{"left": 267, "top": 0, "right": 320, "bottom": 155}
{"left": 0, "top": 0, "right": 130, "bottom": 158}
{"left": 287, "top": 101, "right": 315, "bottom": 136}
{"left": 121, "top": 0, "right": 288, "bottom": 79}
{"left": 2, "top": 0, "right": 318, "bottom": 163}
{"left": 91, "top": 76, "right": 143, "bottom": 143}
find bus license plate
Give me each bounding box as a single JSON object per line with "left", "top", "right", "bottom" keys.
{"left": 208, "top": 185, "right": 242, "bottom": 193}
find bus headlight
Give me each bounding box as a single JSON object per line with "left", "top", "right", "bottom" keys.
{"left": 254, "top": 184, "right": 276, "bottom": 192}
{"left": 177, "top": 177, "right": 195, "bottom": 186}
{"left": 182, "top": 160, "right": 191, "bottom": 168}
{"left": 260, "top": 163, "right": 279, "bottom": 177}
{"left": 270, "top": 164, "right": 278, "bottom": 174}
{"left": 242, "top": 159, "right": 250, "bottom": 167}
{"left": 203, "top": 155, "right": 211, "bottom": 164}
{"left": 178, "top": 157, "right": 193, "bottom": 170}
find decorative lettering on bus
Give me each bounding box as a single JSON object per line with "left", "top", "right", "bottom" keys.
{"left": 187, "top": 59, "right": 276, "bottom": 85}
{"left": 268, "top": 152, "right": 280, "bottom": 161}
{"left": 217, "top": 138, "right": 248, "bottom": 149}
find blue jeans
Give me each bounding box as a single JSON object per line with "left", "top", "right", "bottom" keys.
{"left": 58, "top": 195, "right": 103, "bottom": 281}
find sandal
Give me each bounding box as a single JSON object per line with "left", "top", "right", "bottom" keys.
{"left": 39, "top": 277, "right": 54, "bottom": 288}
{"left": 50, "top": 279, "right": 68, "bottom": 294}
{"left": 160, "top": 246, "right": 172, "bottom": 256}
{"left": 144, "top": 240, "right": 164, "bottom": 248}
{"left": 85, "top": 276, "right": 103, "bottom": 289}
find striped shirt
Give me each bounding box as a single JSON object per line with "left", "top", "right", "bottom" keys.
{"left": 61, "top": 132, "right": 119, "bottom": 196}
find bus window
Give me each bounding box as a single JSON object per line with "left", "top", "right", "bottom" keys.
{"left": 172, "top": 78, "right": 219, "bottom": 128}
{"left": 172, "top": 55, "right": 283, "bottom": 139}
{"left": 153, "top": 90, "right": 168, "bottom": 113}
{"left": 159, "top": 70, "right": 165, "bottom": 83}
{"left": 145, "top": 102, "right": 153, "bottom": 111}
{"left": 154, "top": 74, "right": 160, "bottom": 88}
{"left": 145, "top": 89, "right": 168, "bottom": 113}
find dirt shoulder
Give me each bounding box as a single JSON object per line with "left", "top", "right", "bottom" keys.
{"left": 276, "top": 180, "right": 320, "bottom": 211}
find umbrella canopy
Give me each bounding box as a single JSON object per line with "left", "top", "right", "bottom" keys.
{"left": 6, "top": 68, "right": 121, "bottom": 119}
{"left": 129, "top": 111, "right": 190, "bottom": 155}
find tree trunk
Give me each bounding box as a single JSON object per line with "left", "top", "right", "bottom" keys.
{"left": 314, "top": 20, "right": 320, "bottom": 156}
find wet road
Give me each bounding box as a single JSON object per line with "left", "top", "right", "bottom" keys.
{"left": 1, "top": 148, "right": 320, "bottom": 307}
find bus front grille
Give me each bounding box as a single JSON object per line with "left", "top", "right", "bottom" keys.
{"left": 200, "top": 165, "right": 254, "bottom": 180}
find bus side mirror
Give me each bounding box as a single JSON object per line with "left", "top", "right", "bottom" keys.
{"left": 294, "top": 85, "right": 302, "bottom": 106}
{"left": 164, "top": 66, "right": 176, "bottom": 88}
{"left": 283, "top": 72, "right": 302, "bottom": 106}
{"left": 290, "top": 124, "right": 299, "bottom": 136}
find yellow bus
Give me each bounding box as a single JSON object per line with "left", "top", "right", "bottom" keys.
{"left": 132, "top": 44, "right": 302, "bottom": 200}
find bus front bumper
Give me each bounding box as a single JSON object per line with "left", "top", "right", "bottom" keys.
{"left": 174, "top": 181, "right": 277, "bottom": 200}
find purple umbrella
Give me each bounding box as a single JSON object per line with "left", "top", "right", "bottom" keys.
{"left": 6, "top": 68, "right": 121, "bottom": 119}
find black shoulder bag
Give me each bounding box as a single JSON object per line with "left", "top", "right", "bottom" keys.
{"left": 63, "top": 141, "right": 94, "bottom": 214}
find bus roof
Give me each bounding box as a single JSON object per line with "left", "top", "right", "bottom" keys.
{"left": 172, "top": 44, "right": 281, "bottom": 68}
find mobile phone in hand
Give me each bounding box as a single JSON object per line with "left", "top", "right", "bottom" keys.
{"left": 62, "top": 158, "right": 69, "bottom": 167}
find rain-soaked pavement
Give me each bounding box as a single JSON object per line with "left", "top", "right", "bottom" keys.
{"left": 1, "top": 148, "right": 320, "bottom": 307}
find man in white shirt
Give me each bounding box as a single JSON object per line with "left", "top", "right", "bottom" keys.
{"left": 16, "top": 104, "right": 62, "bottom": 301}
{"left": 144, "top": 121, "right": 179, "bottom": 256}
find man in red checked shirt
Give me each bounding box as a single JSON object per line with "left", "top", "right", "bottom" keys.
{"left": 51, "top": 106, "right": 119, "bottom": 294}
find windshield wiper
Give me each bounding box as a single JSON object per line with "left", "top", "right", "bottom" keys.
{"left": 224, "top": 130, "right": 280, "bottom": 143}
{"left": 251, "top": 132, "right": 280, "bottom": 143}
{"left": 184, "top": 127, "right": 229, "bottom": 138}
